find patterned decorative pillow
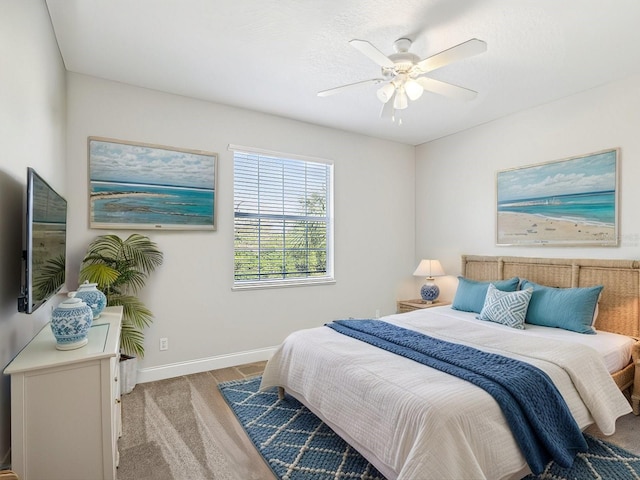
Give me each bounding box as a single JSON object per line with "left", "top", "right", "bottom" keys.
{"left": 477, "top": 284, "right": 533, "bottom": 329}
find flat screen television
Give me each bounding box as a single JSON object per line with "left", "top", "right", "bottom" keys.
{"left": 18, "top": 167, "right": 68, "bottom": 313}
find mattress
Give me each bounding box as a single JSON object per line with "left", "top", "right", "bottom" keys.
{"left": 411, "top": 306, "right": 636, "bottom": 373}
{"left": 261, "top": 306, "right": 633, "bottom": 480}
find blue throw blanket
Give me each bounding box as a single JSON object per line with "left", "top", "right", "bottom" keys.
{"left": 326, "top": 319, "right": 588, "bottom": 475}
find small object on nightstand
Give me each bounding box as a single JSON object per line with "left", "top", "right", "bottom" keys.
{"left": 413, "top": 259, "right": 445, "bottom": 303}
{"left": 397, "top": 299, "right": 451, "bottom": 314}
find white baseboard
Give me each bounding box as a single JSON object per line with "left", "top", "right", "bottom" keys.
{"left": 136, "top": 346, "right": 277, "bottom": 384}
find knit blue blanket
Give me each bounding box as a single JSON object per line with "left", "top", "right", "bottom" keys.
{"left": 326, "top": 319, "right": 588, "bottom": 475}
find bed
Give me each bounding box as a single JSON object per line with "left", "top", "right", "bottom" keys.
{"left": 261, "top": 255, "right": 640, "bottom": 480}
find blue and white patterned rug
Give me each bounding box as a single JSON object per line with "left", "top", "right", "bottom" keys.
{"left": 219, "top": 376, "right": 640, "bottom": 480}
{"left": 219, "top": 376, "right": 384, "bottom": 479}
{"left": 522, "top": 434, "right": 640, "bottom": 480}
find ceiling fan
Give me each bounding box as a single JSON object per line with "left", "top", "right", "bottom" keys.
{"left": 318, "top": 37, "right": 487, "bottom": 119}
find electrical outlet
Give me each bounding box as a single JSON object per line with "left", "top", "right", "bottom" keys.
{"left": 375, "top": 309, "right": 380, "bottom": 319}
{"left": 159, "top": 337, "right": 168, "bottom": 351}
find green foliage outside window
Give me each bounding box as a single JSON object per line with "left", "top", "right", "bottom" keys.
{"left": 234, "top": 188, "right": 328, "bottom": 281}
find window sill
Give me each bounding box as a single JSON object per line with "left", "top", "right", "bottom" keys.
{"left": 232, "top": 277, "right": 335, "bottom": 291}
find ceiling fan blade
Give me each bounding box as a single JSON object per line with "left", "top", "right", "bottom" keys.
{"left": 416, "top": 77, "right": 478, "bottom": 101}
{"left": 317, "top": 78, "right": 384, "bottom": 97}
{"left": 349, "top": 39, "right": 395, "bottom": 68}
{"left": 416, "top": 38, "right": 487, "bottom": 73}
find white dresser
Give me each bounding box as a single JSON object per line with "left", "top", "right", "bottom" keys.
{"left": 4, "top": 306, "right": 123, "bottom": 480}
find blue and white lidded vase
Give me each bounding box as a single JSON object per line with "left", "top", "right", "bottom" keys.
{"left": 50, "top": 297, "right": 94, "bottom": 350}
{"left": 73, "top": 281, "right": 107, "bottom": 319}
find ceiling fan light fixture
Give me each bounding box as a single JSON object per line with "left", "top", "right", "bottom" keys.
{"left": 318, "top": 36, "right": 487, "bottom": 120}
{"left": 376, "top": 83, "right": 395, "bottom": 103}
{"left": 394, "top": 87, "right": 408, "bottom": 110}
{"left": 404, "top": 78, "right": 424, "bottom": 101}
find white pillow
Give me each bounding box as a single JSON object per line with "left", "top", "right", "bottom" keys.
{"left": 477, "top": 284, "right": 533, "bottom": 330}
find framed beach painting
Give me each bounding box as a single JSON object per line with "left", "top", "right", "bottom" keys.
{"left": 496, "top": 148, "right": 618, "bottom": 246}
{"left": 88, "top": 137, "right": 217, "bottom": 230}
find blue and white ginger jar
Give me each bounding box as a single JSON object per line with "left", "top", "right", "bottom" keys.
{"left": 73, "top": 281, "right": 107, "bottom": 319}
{"left": 51, "top": 297, "right": 94, "bottom": 350}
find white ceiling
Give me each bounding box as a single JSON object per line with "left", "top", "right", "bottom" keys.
{"left": 45, "top": 0, "right": 640, "bottom": 146}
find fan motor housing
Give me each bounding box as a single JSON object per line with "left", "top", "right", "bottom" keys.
{"left": 388, "top": 38, "right": 420, "bottom": 74}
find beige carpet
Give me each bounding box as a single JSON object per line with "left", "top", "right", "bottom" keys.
{"left": 116, "top": 364, "right": 640, "bottom": 480}
{"left": 117, "top": 363, "right": 274, "bottom": 480}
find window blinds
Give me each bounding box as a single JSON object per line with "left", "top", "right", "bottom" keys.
{"left": 233, "top": 149, "right": 332, "bottom": 284}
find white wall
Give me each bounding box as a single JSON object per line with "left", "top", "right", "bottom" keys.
{"left": 65, "top": 73, "right": 416, "bottom": 381}
{"left": 415, "top": 75, "right": 640, "bottom": 300}
{"left": 11, "top": 2, "right": 640, "bottom": 468}
{"left": 0, "top": 0, "right": 67, "bottom": 467}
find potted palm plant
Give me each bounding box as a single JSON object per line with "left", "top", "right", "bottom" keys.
{"left": 79, "top": 233, "right": 163, "bottom": 393}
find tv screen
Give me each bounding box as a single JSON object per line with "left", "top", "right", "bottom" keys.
{"left": 18, "top": 168, "right": 67, "bottom": 313}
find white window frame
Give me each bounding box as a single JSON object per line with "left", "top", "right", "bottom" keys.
{"left": 229, "top": 144, "right": 334, "bottom": 290}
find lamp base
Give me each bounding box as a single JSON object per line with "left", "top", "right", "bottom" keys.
{"left": 420, "top": 283, "right": 440, "bottom": 303}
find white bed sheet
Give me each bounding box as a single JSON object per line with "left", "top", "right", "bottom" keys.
{"left": 420, "top": 306, "right": 635, "bottom": 373}
{"left": 261, "top": 306, "right": 632, "bottom": 480}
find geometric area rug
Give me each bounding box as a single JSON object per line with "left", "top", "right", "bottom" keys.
{"left": 219, "top": 376, "right": 640, "bottom": 480}
{"left": 219, "top": 376, "right": 385, "bottom": 480}
{"left": 521, "top": 434, "right": 640, "bottom": 480}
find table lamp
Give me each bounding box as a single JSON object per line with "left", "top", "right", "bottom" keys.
{"left": 413, "top": 259, "right": 445, "bottom": 303}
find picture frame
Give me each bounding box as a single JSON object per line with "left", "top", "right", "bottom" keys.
{"left": 88, "top": 137, "right": 217, "bottom": 230}
{"left": 496, "top": 148, "right": 618, "bottom": 246}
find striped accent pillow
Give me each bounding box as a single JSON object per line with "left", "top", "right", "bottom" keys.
{"left": 477, "top": 283, "right": 533, "bottom": 329}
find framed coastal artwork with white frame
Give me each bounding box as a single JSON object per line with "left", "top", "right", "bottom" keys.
{"left": 496, "top": 148, "right": 618, "bottom": 246}
{"left": 88, "top": 137, "right": 217, "bottom": 230}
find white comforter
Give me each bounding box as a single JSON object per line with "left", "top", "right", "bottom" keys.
{"left": 261, "top": 306, "right": 632, "bottom": 480}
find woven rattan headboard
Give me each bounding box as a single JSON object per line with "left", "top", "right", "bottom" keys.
{"left": 461, "top": 255, "right": 640, "bottom": 338}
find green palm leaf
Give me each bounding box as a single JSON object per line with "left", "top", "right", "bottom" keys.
{"left": 119, "top": 321, "right": 145, "bottom": 358}
{"left": 33, "top": 254, "right": 66, "bottom": 299}
{"left": 79, "top": 263, "right": 120, "bottom": 290}
{"left": 80, "top": 234, "right": 162, "bottom": 357}
{"left": 108, "top": 294, "right": 154, "bottom": 330}
{"left": 119, "top": 234, "right": 164, "bottom": 274}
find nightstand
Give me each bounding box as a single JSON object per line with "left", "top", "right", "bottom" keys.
{"left": 397, "top": 299, "right": 451, "bottom": 314}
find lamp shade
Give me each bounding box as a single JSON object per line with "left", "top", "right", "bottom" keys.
{"left": 393, "top": 87, "right": 408, "bottom": 110}
{"left": 413, "top": 259, "right": 445, "bottom": 303}
{"left": 413, "top": 259, "right": 445, "bottom": 279}
{"left": 376, "top": 83, "right": 395, "bottom": 103}
{"left": 404, "top": 78, "right": 424, "bottom": 101}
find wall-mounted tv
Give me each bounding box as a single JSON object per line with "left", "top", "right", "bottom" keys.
{"left": 18, "top": 168, "right": 67, "bottom": 313}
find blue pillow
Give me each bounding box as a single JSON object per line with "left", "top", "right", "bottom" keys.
{"left": 452, "top": 276, "right": 520, "bottom": 313}
{"left": 477, "top": 284, "right": 533, "bottom": 329}
{"left": 520, "top": 280, "right": 603, "bottom": 334}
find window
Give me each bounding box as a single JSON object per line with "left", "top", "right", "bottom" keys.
{"left": 231, "top": 145, "right": 334, "bottom": 288}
